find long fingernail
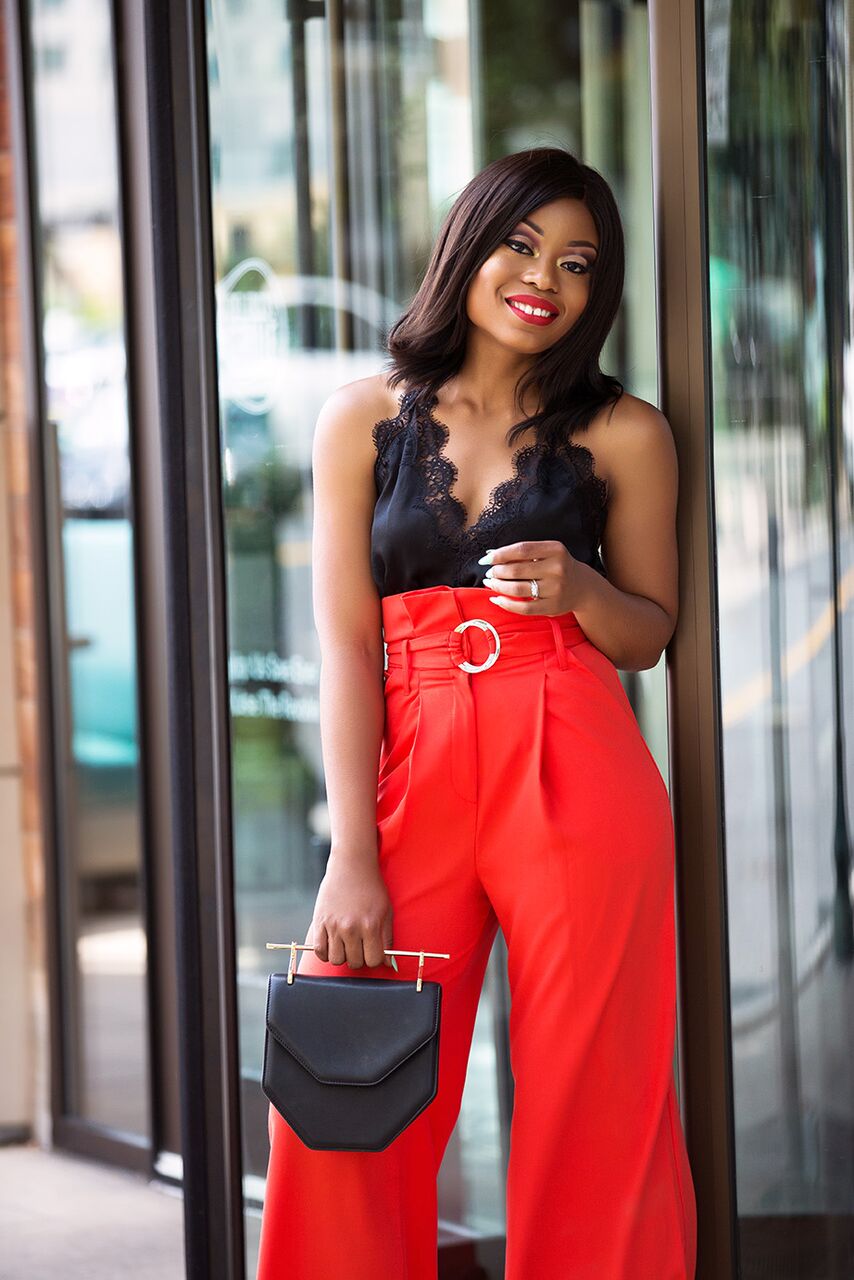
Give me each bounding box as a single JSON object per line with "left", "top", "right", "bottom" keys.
{"left": 477, "top": 550, "right": 495, "bottom": 565}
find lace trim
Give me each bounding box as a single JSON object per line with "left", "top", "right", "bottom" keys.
{"left": 553, "top": 428, "right": 610, "bottom": 547}
{"left": 416, "top": 396, "right": 543, "bottom": 543}
{"left": 372, "top": 388, "right": 609, "bottom": 575}
{"left": 371, "top": 388, "right": 416, "bottom": 488}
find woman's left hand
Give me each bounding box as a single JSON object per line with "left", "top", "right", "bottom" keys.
{"left": 480, "top": 540, "right": 591, "bottom": 616}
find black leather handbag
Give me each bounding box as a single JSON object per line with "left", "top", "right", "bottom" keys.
{"left": 261, "top": 942, "right": 447, "bottom": 1152}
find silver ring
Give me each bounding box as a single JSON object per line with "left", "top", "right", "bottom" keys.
{"left": 452, "top": 618, "right": 501, "bottom": 673}
{"left": 530, "top": 579, "right": 539, "bottom": 599}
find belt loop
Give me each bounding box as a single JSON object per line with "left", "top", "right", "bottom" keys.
{"left": 402, "top": 637, "right": 411, "bottom": 692}
{"left": 449, "top": 586, "right": 467, "bottom": 624}
{"left": 548, "top": 617, "right": 569, "bottom": 669}
{"left": 448, "top": 587, "right": 470, "bottom": 672}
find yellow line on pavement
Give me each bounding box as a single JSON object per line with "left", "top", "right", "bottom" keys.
{"left": 722, "top": 564, "right": 854, "bottom": 727}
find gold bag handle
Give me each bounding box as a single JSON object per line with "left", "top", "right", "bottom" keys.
{"left": 265, "top": 941, "right": 450, "bottom": 992}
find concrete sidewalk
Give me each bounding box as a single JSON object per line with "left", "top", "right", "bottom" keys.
{"left": 0, "top": 1143, "right": 184, "bottom": 1279}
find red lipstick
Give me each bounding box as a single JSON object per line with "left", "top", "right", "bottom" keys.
{"left": 505, "top": 294, "right": 560, "bottom": 326}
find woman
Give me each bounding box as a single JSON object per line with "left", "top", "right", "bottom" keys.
{"left": 257, "top": 146, "right": 698, "bottom": 1279}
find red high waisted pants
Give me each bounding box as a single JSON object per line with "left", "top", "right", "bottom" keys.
{"left": 257, "top": 585, "right": 697, "bottom": 1280}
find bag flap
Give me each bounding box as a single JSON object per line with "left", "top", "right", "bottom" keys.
{"left": 265, "top": 972, "right": 441, "bottom": 1086}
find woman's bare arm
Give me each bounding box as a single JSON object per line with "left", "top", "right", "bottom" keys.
{"left": 570, "top": 396, "right": 679, "bottom": 670}
{"left": 477, "top": 395, "right": 678, "bottom": 672}
{"left": 306, "top": 377, "right": 395, "bottom": 969}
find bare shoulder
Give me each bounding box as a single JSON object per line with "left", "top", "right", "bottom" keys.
{"left": 314, "top": 371, "right": 405, "bottom": 452}
{"left": 586, "top": 391, "right": 677, "bottom": 497}
{"left": 604, "top": 390, "right": 675, "bottom": 444}
{"left": 311, "top": 375, "right": 401, "bottom": 645}
{"left": 311, "top": 372, "right": 407, "bottom": 534}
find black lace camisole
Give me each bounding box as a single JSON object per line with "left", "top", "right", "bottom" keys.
{"left": 370, "top": 387, "right": 610, "bottom": 597}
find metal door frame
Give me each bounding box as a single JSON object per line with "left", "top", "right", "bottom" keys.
{"left": 649, "top": 0, "right": 739, "bottom": 1275}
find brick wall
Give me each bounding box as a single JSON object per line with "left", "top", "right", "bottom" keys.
{"left": 0, "top": 8, "right": 49, "bottom": 1146}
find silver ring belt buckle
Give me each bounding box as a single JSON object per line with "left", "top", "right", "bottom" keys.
{"left": 452, "top": 618, "right": 501, "bottom": 673}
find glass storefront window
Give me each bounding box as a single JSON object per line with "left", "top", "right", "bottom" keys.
{"left": 28, "top": 0, "right": 149, "bottom": 1137}
{"left": 204, "top": 2, "right": 660, "bottom": 1272}
{"left": 703, "top": 0, "right": 854, "bottom": 1271}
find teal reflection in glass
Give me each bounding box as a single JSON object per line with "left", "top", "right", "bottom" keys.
{"left": 704, "top": 0, "right": 854, "bottom": 1272}
{"left": 205, "top": 2, "right": 659, "bottom": 1273}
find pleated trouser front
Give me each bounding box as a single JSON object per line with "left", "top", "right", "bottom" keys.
{"left": 256, "top": 585, "right": 697, "bottom": 1280}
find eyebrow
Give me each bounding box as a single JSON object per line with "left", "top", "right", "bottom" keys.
{"left": 520, "top": 217, "right": 598, "bottom": 253}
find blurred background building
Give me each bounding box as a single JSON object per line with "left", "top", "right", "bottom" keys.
{"left": 0, "top": 0, "right": 853, "bottom": 1277}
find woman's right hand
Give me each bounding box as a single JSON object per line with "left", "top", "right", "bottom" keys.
{"left": 307, "top": 850, "right": 395, "bottom": 969}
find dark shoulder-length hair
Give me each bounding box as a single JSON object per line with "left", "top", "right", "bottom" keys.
{"left": 381, "top": 146, "right": 625, "bottom": 449}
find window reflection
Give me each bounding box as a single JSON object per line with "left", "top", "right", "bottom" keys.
{"left": 205, "top": 2, "right": 660, "bottom": 1272}
{"left": 28, "top": 0, "right": 149, "bottom": 1136}
{"left": 704, "top": 0, "right": 854, "bottom": 1271}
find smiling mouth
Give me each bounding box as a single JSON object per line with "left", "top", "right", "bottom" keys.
{"left": 504, "top": 297, "right": 559, "bottom": 326}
